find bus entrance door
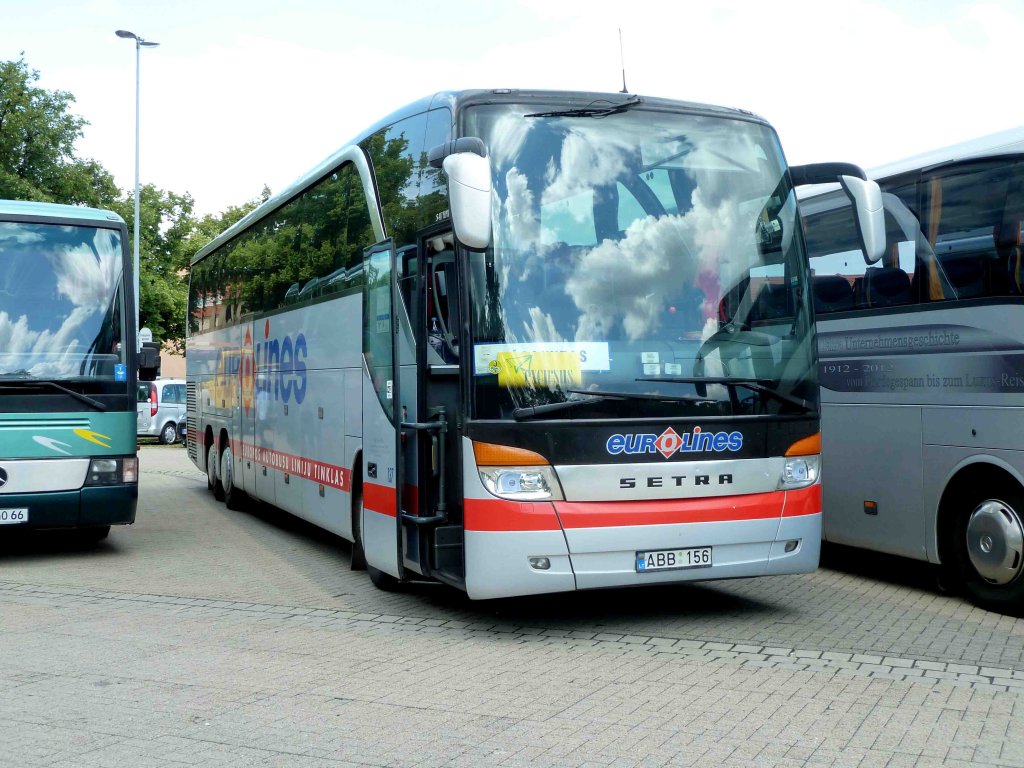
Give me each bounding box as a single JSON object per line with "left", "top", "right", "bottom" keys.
{"left": 397, "top": 230, "right": 465, "bottom": 587}
{"left": 360, "top": 240, "right": 404, "bottom": 582}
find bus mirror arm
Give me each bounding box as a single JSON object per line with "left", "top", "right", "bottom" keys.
{"left": 790, "top": 162, "right": 867, "bottom": 186}
{"left": 428, "top": 137, "right": 486, "bottom": 167}
{"left": 790, "top": 162, "right": 885, "bottom": 265}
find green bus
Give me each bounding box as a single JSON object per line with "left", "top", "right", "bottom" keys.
{"left": 0, "top": 200, "right": 138, "bottom": 540}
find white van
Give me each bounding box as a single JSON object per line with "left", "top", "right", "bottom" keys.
{"left": 137, "top": 378, "right": 186, "bottom": 444}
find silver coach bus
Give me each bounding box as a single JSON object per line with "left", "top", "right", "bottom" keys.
{"left": 800, "top": 127, "right": 1024, "bottom": 614}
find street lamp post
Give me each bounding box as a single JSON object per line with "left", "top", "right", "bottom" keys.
{"left": 115, "top": 29, "right": 158, "bottom": 353}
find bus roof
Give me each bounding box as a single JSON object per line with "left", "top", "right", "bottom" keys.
{"left": 797, "top": 125, "right": 1024, "bottom": 202}
{"left": 192, "top": 88, "right": 770, "bottom": 266}
{"left": 869, "top": 125, "right": 1024, "bottom": 181}
{"left": 0, "top": 199, "right": 126, "bottom": 226}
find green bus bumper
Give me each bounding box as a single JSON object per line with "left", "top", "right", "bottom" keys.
{"left": 0, "top": 486, "right": 137, "bottom": 530}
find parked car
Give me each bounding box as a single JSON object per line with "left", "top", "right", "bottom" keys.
{"left": 137, "top": 378, "right": 186, "bottom": 444}
{"left": 177, "top": 413, "right": 187, "bottom": 445}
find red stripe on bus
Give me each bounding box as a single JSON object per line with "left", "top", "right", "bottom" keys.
{"left": 464, "top": 488, "right": 821, "bottom": 533}
{"left": 364, "top": 482, "right": 397, "bottom": 517}
{"left": 782, "top": 484, "right": 821, "bottom": 517}
{"left": 228, "top": 438, "right": 352, "bottom": 491}
{"left": 464, "top": 498, "right": 563, "bottom": 532}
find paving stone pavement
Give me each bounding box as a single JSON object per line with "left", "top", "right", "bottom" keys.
{"left": 1, "top": 445, "right": 1024, "bottom": 767}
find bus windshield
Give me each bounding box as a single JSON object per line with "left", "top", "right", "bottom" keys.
{"left": 464, "top": 103, "right": 817, "bottom": 420}
{"left": 0, "top": 221, "right": 127, "bottom": 385}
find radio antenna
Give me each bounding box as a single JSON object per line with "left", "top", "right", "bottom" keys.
{"left": 618, "top": 28, "right": 628, "bottom": 94}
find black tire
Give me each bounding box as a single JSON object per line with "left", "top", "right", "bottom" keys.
{"left": 350, "top": 487, "right": 398, "bottom": 590}
{"left": 206, "top": 442, "right": 224, "bottom": 501}
{"left": 159, "top": 422, "right": 177, "bottom": 445}
{"left": 350, "top": 487, "right": 367, "bottom": 571}
{"left": 947, "top": 483, "right": 1024, "bottom": 615}
{"left": 77, "top": 526, "right": 110, "bottom": 543}
{"left": 220, "top": 442, "right": 246, "bottom": 511}
{"left": 368, "top": 563, "right": 399, "bottom": 591}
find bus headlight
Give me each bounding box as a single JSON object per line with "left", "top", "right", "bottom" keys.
{"left": 478, "top": 465, "right": 564, "bottom": 501}
{"left": 473, "top": 440, "right": 564, "bottom": 501}
{"left": 85, "top": 456, "right": 139, "bottom": 486}
{"left": 779, "top": 455, "right": 820, "bottom": 490}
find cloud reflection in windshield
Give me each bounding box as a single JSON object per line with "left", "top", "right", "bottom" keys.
{"left": 0, "top": 226, "right": 122, "bottom": 378}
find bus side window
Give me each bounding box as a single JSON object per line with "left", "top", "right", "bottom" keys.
{"left": 919, "top": 163, "right": 1024, "bottom": 301}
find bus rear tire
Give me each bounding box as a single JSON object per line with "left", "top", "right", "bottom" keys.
{"left": 220, "top": 443, "right": 245, "bottom": 511}
{"left": 947, "top": 483, "right": 1024, "bottom": 616}
{"left": 206, "top": 443, "right": 224, "bottom": 501}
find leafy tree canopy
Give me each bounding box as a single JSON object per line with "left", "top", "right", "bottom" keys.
{"left": 0, "top": 56, "right": 274, "bottom": 353}
{"left": 0, "top": 56, "right": 117, "bottom": 206}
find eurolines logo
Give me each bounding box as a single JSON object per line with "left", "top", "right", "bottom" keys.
{"left": 241, "top": 319, "right": 308, "bottom": 416}
{"left": 606, "top": 427, "right": 743, "bottom": 459}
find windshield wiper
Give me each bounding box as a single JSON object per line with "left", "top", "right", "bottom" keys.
{"left": 512, "top": 387, "right": 715, "bottom": 421}
{"left": 637, "top": 376, "right": 814, "bottom": 413}
{"left": 513, "top": 394, "right": 610, "bottom": 421}
{"left": 0, "top": 377, "right": 108, "bottom": 412}
{"left": 525, "top": 96, "right": 641, "bottom": 119}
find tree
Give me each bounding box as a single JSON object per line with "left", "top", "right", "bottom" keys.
{"left": 0, "top": 57, "right": 117, "bottom": 206}
{"left": 107, "top": 184, "right": 200, "bottom": 354}
{"left": 185, "top": 185, "right": 270, "bottom": 262}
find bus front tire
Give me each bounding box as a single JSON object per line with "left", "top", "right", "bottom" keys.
{"left": 947, "top": 483, "right": 1024, "bottom": 616}
{"left": 350, "top": 488, "right": 398, "bottom": 590}
{"left": 77, "top": 526, "right": 110, "bottom": 544}
{"left": 350, "top": 488, "right": 367, "bottom": 570}
{"left": 368, "top": 564, "right": 399, "bottom": 591}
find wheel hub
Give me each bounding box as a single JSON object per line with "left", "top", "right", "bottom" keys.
{"left": 966, "top": 499, "right": 1024, "bottom": 585}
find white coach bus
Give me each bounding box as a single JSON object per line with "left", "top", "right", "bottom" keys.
{"left": 801, "top": 127, "right": 1024, "bottom": 614}
{"left": 186, "top": 89, "right": 882, "bottom": 600}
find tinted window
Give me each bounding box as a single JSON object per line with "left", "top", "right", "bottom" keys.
{"left": 917, "top": 162, "right": 1024, "bottom": 301}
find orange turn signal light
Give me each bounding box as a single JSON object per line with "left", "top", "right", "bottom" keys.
{"left": 473, "top": 441, "right": 549, "bottom": 466}
{"left": 785, "top": 432, "right": 821, "bottom": 457}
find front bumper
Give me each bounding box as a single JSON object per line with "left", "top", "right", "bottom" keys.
{"left": 0, "top": 485, "right": 138, "bottom": 530}
{"left": 463, "top": 487, "right": 822, "bottom": 600}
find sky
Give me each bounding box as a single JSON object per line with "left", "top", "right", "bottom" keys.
{"left": 5, "top": 0, "right": 1024, "bottom": 216}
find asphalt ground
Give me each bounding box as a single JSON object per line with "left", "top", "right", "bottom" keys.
{"left": 2, "top": 444, "right": 1023, "bottom": 767}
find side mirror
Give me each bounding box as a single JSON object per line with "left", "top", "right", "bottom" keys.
{"left": 791, "top": 162, "right": 886, "bottom": 265}
{"left": 429, "top": 138, "right": 492, "bottom": 251}
{"left": 443, "top": 153, "right": 492, "bottom": 250}
{"left": 839, "top": 176, "right": 885, "bottom": 264}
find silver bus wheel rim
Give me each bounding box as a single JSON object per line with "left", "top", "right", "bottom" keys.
{"left": 966, "top": 499, "right": 1024, "bottom": 586}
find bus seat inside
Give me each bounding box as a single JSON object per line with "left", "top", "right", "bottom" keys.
{"left": 937, "top": 253, "right": 985, "bottom": 299}
{"left": 860, "top": 267, "right": 912, "bottom": 308}
{"left": 812, "top": 275, "right": 854, "bottom": 314}
{"left": 751, "top": 283, "right": 790, "bottom": 322}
